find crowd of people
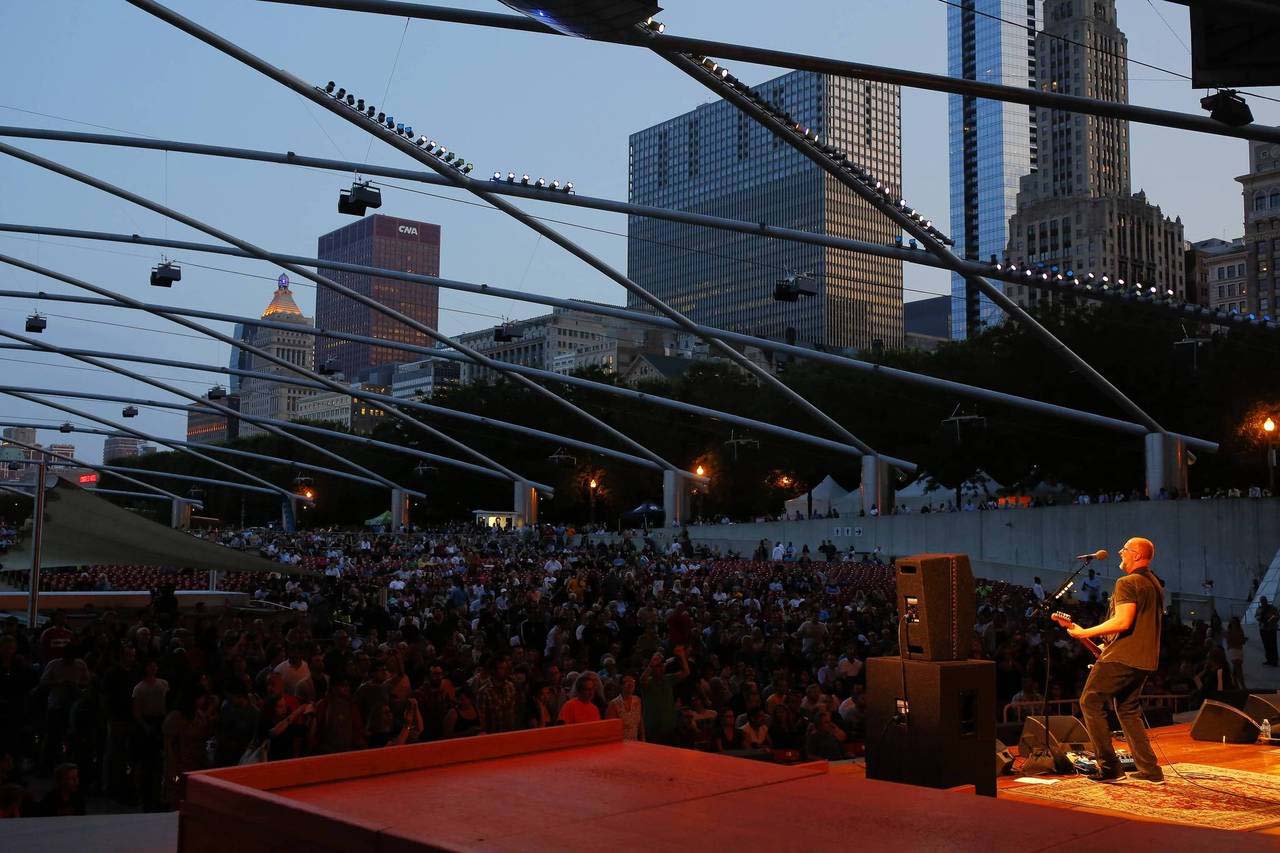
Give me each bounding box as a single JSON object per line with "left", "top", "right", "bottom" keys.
{"left": 0, "top": 522, "right": 1254, "bottom": 819}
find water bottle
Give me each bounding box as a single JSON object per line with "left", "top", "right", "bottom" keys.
{"left": 1262, "top": 718, "right": 1272, "bottom": 742}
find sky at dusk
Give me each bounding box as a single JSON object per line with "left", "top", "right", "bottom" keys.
{"left": 1, "top": 0, "right": 1277, "bottom": 462}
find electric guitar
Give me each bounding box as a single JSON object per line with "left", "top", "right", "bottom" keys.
{"left": 1051, "top": 611, "right": 1105, "bottom": 659}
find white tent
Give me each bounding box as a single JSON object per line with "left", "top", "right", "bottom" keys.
{"left": 894, "top": 469, "right": 1004, "bottom": 511}
{"left": 784, "top": 475, "right": 849, "bottom": 518}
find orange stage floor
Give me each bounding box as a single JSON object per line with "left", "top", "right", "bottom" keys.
{"left": 176, "top": 719, "right": 1280, "bottom": 852}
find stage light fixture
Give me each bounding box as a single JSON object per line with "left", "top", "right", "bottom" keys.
{"left": 335, "top": 87, "right": 346, "bottom": 99}
{"left": 25, "top": 313, "right": 46, "bottom": 333}
{"left": 59, "top": 422, "right": 74, "bottom": 434}
{"left": 564, "top": 182, "right": 573, "bottom": 193}
{"left": 325, "top": 81, "right": 335, "bottom": 93}
{"left": 150, "top": 261, "right": 181, "bottom": 287}
{"left": 208, "top": 385, "right": 227, "bottom": 401}
{"left": 1201, "top": 89, "right": 1253, "bottom": 127}
{"left": 346, "top": 94, "right": 355, "bottom": 106}
{"left": 122, "top": 406, "right": 139, "bottom": 418}
{"left": 338, "top": 180, "right": 382, "bottom": 216}
{"left": 493, "top": 171, "right": 503, "bottom": 180}
{"left": 521, "top": 175, "right": 530, "bottom": 184}
{"left": 507, "top": 172, "right": 516, "bottom": 182}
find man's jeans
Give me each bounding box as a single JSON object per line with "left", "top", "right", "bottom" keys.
{"left": 1078, "top": 661, "right": 1160, "bottom": 777}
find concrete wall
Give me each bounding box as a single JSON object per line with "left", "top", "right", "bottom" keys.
{"left": 670, "top": 499, "right": 1280, "bottom": 601}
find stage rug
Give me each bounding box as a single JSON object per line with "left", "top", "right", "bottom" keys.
{"left": 1008, "top": 763, "right": 1280, "bottom": 832}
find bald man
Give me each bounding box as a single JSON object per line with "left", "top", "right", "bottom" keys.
{"left": 1062, "top": 537, "right": 1165, "bottom": 784}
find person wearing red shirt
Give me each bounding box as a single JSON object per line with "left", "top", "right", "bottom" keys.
{"left": 558, "top": 672, "right": 602, "bottom": 725}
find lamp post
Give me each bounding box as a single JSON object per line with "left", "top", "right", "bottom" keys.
{"left": 588, "top": 477, "right": 598, "bottom": 526}
{"left": 1265, "top": 416, "right": 1276, "bottom": 494}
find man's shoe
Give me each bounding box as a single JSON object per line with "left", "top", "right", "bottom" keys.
{"left": 1083, "top": 766, "right": 1126, "bottom": 783}
{"left": 1127, "top": 771, "right": 1165, "bottom": 785}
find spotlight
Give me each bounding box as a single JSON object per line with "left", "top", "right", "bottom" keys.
{"left": 494, "top": 322, "right": 517, "bottom": 343}
{"left": 1200, "top": 89, "right": 1253, "bottom": 127}
{"left": 1117, "top": 278, "right": 1125, "bottom": 286}
{"left": 377, "top": 112, "right": 386, "bottom": 123}
{"left": 395, "top": 123, "right": 405, "bottom": 134}
{"left": 25, "top": 313, "right": 46, "bottom": 333}
{"left": 325, "top": 81, "right": 335, "bottom": 93}
{"left": 366, "top": 106, "right": 376, "bottom": 117}
{"left": 335, "top": 87, "right": 346, "bottom": 99}
{"left": 59, "top": 422, "right": 74, "bottom": 434}
{"left": 493, "top": 171, "right": 503, "bottom": 181}
{"left": 444, "top": 152, "right": 456, "bottom": 162}
{"left": 122, "top": 406, "right": 139, "bottom": 418}
{"left": 521, "top": 174, "right": 530, "bottom": 184}
{"left": 338, "top": 180, "right": 382, "bottom": 216}
{"left": 550, "top": 180, "right": 560, "bottom": 190}
{"left": 150, "top": 261, "right": 181, "bottom": 287}
{"left": 404, "top": 126, "right": 413, "bottom": 137}
{"left": 645, "top": 17, "right": 664, "bottom": 32}
{"left": 318, "top": 358, "right": 339, "bottom": 377}
{"left": 564, "top": 182, "right": 573, "bottom": 193}
{"left": 346, "top": 94, "right": 355, "bottom": 106}
{"left": 356, "top": 98, "right": 364, "bottom": 111}
{"left": 385, "top": 116, "right": 395, "bottom": 128}
{"left": 460, "top": 163, "right": 474, "bottom": 174}
{"left": 535, "top": 178, "right": 546, "bottom": 188}
{"left": 416, "top": 136, "right": 428, "bottom": 147}
{"left": 507, "top": 172, "right": 516, "bottom": 182}
{"left": 208, "top": 385, "right": 227, "bottom": 401}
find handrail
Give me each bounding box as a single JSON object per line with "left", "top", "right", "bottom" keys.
{"left": 1001, "top": 693, "right": 1194, "bottom": 723}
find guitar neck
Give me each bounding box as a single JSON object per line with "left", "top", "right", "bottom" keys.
{"left": 1077, "top": 636, "right": 1102, "bottom": 658}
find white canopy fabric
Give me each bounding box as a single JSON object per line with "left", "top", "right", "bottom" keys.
{"left": 895, "top": 469, "right": 1004, "bottom": 511}
{"left": 784, "top": 475, "right": 849, "bottom": 517}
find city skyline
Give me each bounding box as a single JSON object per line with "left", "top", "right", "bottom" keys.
{"left": 0, "top": 0, "right": 1275, "bottom": 462}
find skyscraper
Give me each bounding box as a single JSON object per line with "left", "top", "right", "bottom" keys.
{"left": 947, "top": 1, "right": 1042, "bottom": 339}
{"left": 1238, "top": 141, "right": 1280, "bottom": 319}
{"left": 315, "top": 214, "right": 441, "bottom": 381}
{"left": 238, "top": 280, "right": 314, "bottom": 438}
{"left": 102, "top": 432, "right": 142, "bottom": 462}
{"left": 1004, "top": 0, "right": 1184, "bottom": 302}
{"left": 628, "top": 69, "right": 903, "bottom": 351}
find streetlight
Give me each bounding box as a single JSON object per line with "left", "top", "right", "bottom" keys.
{"left": 695, "top": 465, "right": 706, "bottom": 478}
{"left": 1265, "top": 416, "right": 1277, "bottom": 494}
{"left": 588, "top": 477, "right": 598, "bottom": 526}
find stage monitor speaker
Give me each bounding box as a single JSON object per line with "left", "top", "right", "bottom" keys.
{"left": 1018, "top": 715, "right": 1089, "bottom": 771}
{"left": 1190, "top": 699, "right": 1261, "bottom": 744}
{"left": 1244, "top": 692, "right": 1280, "bottom": 726}
{"left": 865, "top": 657, "right": 996, "bottom": 796}
{"left": 896, "top": 553, "right": 974, "bottom": 661}
{"left": 995, "top": 739, "right": 1015, "bottom": 776}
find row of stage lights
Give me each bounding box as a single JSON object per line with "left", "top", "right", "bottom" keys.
{"left": 679, "top": 50, "right": 954, "bottom": 248}
{"left": 322, "top": 81, "right": 475, "bottom": 216}
{"left": 490, "top": 172, "right": 574, "bottom": 193}
{"left": 990, "top": 257, "right": 1277, "bottom": 327}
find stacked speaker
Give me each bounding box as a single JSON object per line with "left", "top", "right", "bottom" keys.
{"left": 865, "top": 554, "right": 997, "bottom": 797}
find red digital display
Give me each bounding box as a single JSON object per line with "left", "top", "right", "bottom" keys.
{"left": 78, "top": 472, "right": 99, "bottom": 484}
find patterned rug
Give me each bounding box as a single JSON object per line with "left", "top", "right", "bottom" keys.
{"left": 1008, "top": 763, "right": 1280, "bottom": 832}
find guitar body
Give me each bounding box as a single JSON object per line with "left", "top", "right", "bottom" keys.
{"left": 1051, "top": 611, "right": 1105, "bottom": 659}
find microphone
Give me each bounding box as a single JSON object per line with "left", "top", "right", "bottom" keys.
{"left": 1074, "top": 549, "right": 1109, "bottom": 562}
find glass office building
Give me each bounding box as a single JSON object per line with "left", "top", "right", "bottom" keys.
{"left": 948, "top": 0, "right": 1042, "bottom": 339}
{"left": 628, "top": 70, "right": 903, "bottom": 351}
{"left": 315, "top": 214, "right": 441, "bottom": 380}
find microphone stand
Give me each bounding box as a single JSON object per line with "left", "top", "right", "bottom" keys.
{"left": 1023, "top": 555, "right": 1097, "bottom": 775}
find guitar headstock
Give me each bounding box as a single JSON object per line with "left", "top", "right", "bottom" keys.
{"left": 1051, "top": 611, "right": 1073, "bottom": 628}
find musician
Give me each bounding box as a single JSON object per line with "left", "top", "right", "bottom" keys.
{"left": 1064, "top": 537, "right": 1164, "bottom": 784}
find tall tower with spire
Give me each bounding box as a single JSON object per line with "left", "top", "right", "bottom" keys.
{"left": 238, "top": 276, "right": 315, "bottom": 437}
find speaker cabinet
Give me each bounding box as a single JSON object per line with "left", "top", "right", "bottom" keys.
{"left": 866, "top": 657, "right": 996, "bottom": 796}
{"left": 896, "top": 553, "right": 974, "bottom": 661}
{"left": 1244, "top": 692, "right": 1280, "bottom": 726}
{"left": 1190, "top": 699, "right": 1261, "bottom": 744}
{"left": 1018, "top": 715, "right": 1090, "bottom": 770}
